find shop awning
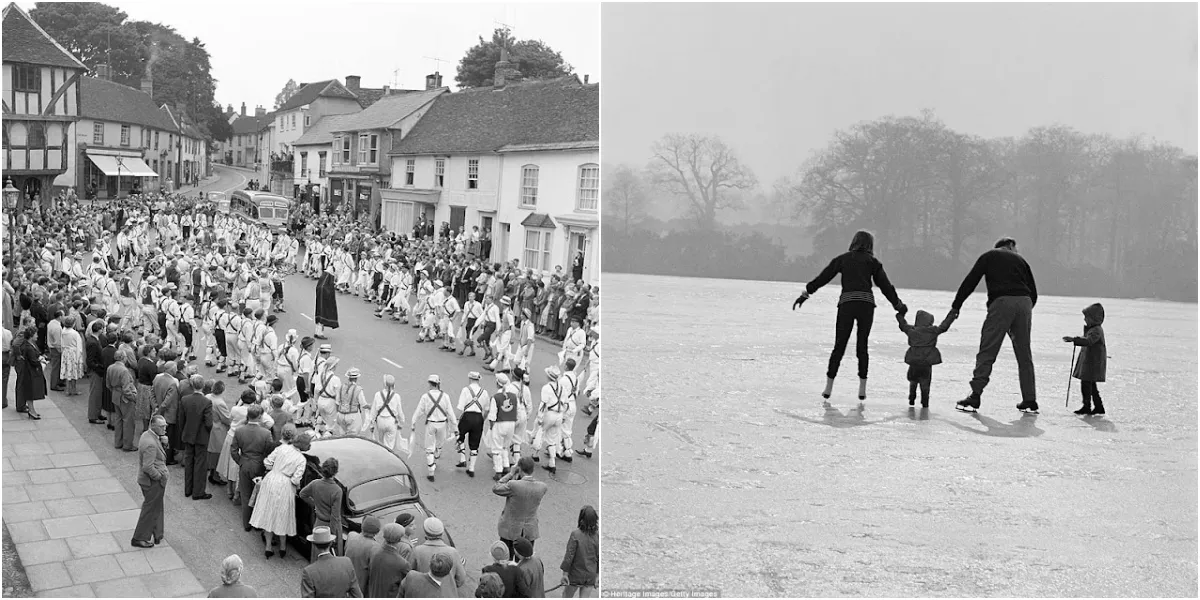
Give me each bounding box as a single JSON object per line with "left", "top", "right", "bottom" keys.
{"left": 86, "top": 153, "right": 158, "bottom": 177}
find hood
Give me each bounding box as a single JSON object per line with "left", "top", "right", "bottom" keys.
{"left": 1083, "top": 303, "right": 1105, "bottom": 326}
{"left": 914, "top": 310, "right": 934, "bottom": 327}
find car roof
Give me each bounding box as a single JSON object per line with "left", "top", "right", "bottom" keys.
{"left": 304, "top": 436, "right": 412, "bottom": 486}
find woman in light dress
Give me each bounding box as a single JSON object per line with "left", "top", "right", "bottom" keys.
{"left": 248, "top": 425, "right": 306, "bottom": 559}
{"left": 59, "top": 316, "right": 84, "bottom": 396}
{"left": 206, "top": 380, "right": 231, "bottom": 486}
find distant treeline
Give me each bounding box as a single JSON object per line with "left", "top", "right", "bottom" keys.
{"left": 603, "top": 225, "right": 1198, "bottom": 302}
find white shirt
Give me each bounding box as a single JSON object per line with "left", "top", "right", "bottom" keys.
{"left": 412, "top": 389, "right": 456, "bottom": 425}
{"left": 456, "top": 384, "right": 490, "bottom": 415}
{"left": 369, "top": 389, "right": 405, "bottom": 426}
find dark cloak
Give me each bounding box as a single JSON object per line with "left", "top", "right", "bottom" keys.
{"left": 315, "top": 272, "right": 340, "bottom": 329}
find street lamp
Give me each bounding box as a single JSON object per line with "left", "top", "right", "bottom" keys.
{"left": 4, "top": 178, "right": 20, "bottom": 287}
{"left": 115, "top": 156, "right": 125, "bottom": 200}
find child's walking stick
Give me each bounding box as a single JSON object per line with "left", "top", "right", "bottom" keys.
{"left": 1065, "top": 344, "right": 1078, "bottom": 408}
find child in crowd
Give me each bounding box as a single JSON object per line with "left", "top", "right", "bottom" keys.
{"left": 1063, "top": 303, "right": 1107, "bottom": 415}
{"left": 896, "top": 307, "right": 956, "bottom": 407}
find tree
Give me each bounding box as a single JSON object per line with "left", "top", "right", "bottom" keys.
{"left": 603, "top": 164, "right": 650, "bottom": 235}
{"left": 648, "top": 133, "right": 758, "bottom": 231}
{"left": 30, "top": 2, "right": 146, "bottom": 87}
{"left": 273, "top": 79, "right": 300, "bottom": 110}
{"left": 455, "top": 27, "right": 574, "bottom": 88}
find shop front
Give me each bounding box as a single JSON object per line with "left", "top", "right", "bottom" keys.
{"left": 379, "top": 188, "right": 440, "bottom": 237}
{"left": 82, "top": 149, "right": 159, "bottom": 200}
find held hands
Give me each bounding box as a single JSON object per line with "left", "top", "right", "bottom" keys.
{"left": 896, "top": 302, "right": 908, "bottom": 316}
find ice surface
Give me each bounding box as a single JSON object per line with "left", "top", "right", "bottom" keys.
{"left": 602, "top": 273, "right": 1197, "bottom": 597}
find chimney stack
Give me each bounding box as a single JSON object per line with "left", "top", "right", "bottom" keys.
{"left": 584, "top": 74, "right": 589, "bottom": 84}
{"left": 241, "top": 102, "right": 247, "bottom": 117}
{"left": 140, "top": 77, "right": 153, "bottom": 97}
{"left": 94, "top": 64, "right": 112, "bottom": 80}
{"left": 345, "top": 75, "right": 361, "bottom": 92}
{"left": 227, "top": 104, "right": 234, "bottom": 114}
{"left": 255, "top": 106, "right": 266, "bottom": 118}
{"left": 425, "top": 72, "right": 443, "bottom": 90}
{"left": 493, "top": 49, "right": 519, "bottom": 89}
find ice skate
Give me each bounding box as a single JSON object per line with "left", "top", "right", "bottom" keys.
{"left": 821, "top": 377, "right": 834, "bottom": 400}
{"left": 1089, "top": 399, "right": 1105, "bottom": 415}
{"left": 1016, "top": 399, "right": 1039, "bottom": 414}
{"left": 955, "top": 395, "right": 980, "bottom": 413}
{"left": 1073, "top": 401, "right": 1092, "bottom": 415}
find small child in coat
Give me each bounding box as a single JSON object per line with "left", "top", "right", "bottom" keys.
{"left": 1063, "top": 302, "right": 1107, "bottom": 415}
{"left": 897, "top": 308, "right": 956, "bottom": 407}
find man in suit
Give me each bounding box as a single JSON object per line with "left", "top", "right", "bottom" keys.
{"left": 153, "top": 362, "right": 181, "bottom": 464}
{"left": 230, "top": 402, "right": 275, "bottom": 531}
{"left": 177, "top": 374, "right": 212, "bottom": 500}
{"left": 409, "top": 517, "right": 467, "bottom": 591}
{"left": 400, "top": 553, "right": 458, "bottom": 598}
{"left": 492, "top": 457, "right": 548, "bottom": 561}
{"left": 131, "top": 415, "right": 169, "bottom": 548}
{"left": 84, "top": 324, "right": 105, "bottom": 423}
{"left": 301, "top": 526, "right": 362, "bottom": 598}
{"left": 366, "top": 524, "right": 411, "bottom": 598}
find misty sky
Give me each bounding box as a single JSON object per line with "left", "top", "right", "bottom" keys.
{"left": 22, "top": 1, "right": 600, "bottom": 112}
{"left": 602, "top": 2, "right": 1198, "bottom": 184}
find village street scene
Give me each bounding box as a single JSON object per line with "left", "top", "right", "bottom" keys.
{"left": 1, "top": 2, "right": 599, "bottom": 597}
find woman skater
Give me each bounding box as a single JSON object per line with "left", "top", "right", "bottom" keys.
{"left": 794, "top": 230, "right": 906, "bottom": 402}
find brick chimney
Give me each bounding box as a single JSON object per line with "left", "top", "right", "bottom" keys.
{"left": 140, "top": 77, "right": 153, "bottom": 97}
{"left": 255, "top": 106, "right": 266, "bottom": 117}
{"left": 241, "top": 102, "right": 247, "bottom": 117}
{"left": 345, "top": 75, "right": 361, "bottom": 92}
{"left": 425, "top": 72, "right": 443, "bottom": 90}
{"left": 584, "top": 74, "right": 589, "bottom": 84}
{"left": 227, "top": 104, "right": 234, "bottom": 114}
{"left": 94, "top": 64, "right": 112, "bottom": 80}
{"left": 493, "top": 49, "right": 519, "bottom": 89}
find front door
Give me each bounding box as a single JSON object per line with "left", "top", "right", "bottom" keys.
{"left": 449, "top": 206, "right": 465, "bottom": 236}
{"left": 498, "top": 223, "right": 510, "bottom": 266}
{"left": 569, "top": 230, "right": 591, "bottom": 283}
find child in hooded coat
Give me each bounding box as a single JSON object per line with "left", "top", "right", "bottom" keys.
{"left": 897, "top": 308, "right": 957, "bottom": 407}
{"left": 1063, "top": 302, "right": 1107, "bottom": 415}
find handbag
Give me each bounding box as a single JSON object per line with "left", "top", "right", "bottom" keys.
{"left": 248, "top": 476, "right": 263, "bottom": 507}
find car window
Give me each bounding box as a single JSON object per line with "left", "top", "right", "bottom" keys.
{"left": 347, "top": 475, "right": 414, "bottom": 511}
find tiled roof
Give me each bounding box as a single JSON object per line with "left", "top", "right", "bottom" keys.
{"left": 230, "top": 114, "right": 272, "bottom": 135}
{"left": 329, "top": 88, "right": 446, "bottom": 134}
{"left": 520, "top": 213, "right": 556, "bottom": 229}
{"left": 80, "top": 76, "right": 178, "bottom": 131}
{"left": 390, "top": 77, "right": 598, "bottom": 156}
{"left": 354, "top": 87, "right": 423, "bottom": 109}
{"left": 277, "top": 80, "right": 357, "bottom": 113}
{"left": 2, "top": 3, "right": 87, "bottom": 70}
{"left": 294, "top": 113, "right": 356, "bottom": 146}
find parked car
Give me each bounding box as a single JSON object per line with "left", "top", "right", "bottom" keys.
{"left": 292, "top": 435, "right": 454, "bottom": 555}
{"left": 207, "top": 192, "right": 230, "bottom": 214}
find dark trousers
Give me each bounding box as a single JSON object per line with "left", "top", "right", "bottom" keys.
{"left": 586, "top": 414, "right": 598, "bottom": 436}
{"left": 132, "top": 478, "right": 165, "bottom": 542}
{"left": 113, "top": 400, "right": 137, "bottom": 450}
{"left": 238, "top": 467, "right": 263, "bottom": 529}
{"left": 2, "top": 356, "right": 10, "bottom": 406}
{"left": 907, "top": 364, "right": 932, "bottom": 405}
{"left": 970, "top": 296, "right": 1036, "bottom": 402}
{"left": 501, "top": 537, "right": 534, "bottom": 562}
{"left": 48, "top": 348, "right": 62, "bottom": 389}
{"left": 1080, "top": 381, "right": 1102, "bottom": 406}
{"left": 183, "top": 443, "right": 208, "bottom": 497}
{"left": 827, "top": 301, "right": 875, "bottom": 380}
{"left": 87, "top": 372, "right": 104, "bottom": 419}
{"left": 164, "top": 423, "right": 182, "bottom": 463}
{"left": 214, "top": 330, "right": 227, "bottom": 357}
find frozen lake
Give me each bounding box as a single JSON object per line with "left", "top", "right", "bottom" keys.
{"left": 601, "top": 273, "right": 1197, "bottom": 597}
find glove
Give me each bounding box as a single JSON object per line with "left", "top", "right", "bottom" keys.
{"left": 1062, "top": 336, "right": 1074, "bottom": 343}
{"left": 896, "top": 303, "right": 907, "bottom": 316}
{"left": 792, "top": 291, "right": 809, "bottom": 311}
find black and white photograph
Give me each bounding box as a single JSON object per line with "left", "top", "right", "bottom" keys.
{"left": 1, "top": 1, "right": 598, "bottom": 597}
{"left": 602, "top": 2, "right": 1196, "bottom": 597}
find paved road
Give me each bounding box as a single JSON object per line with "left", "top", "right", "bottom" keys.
{"left": 60, "top": 164, "right": 599, "bottom": 596}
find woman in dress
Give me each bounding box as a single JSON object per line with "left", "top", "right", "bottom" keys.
{"left": 59, "top": 316, "right": 84, "bottom": 396}
{"left": 218, "top": 389, "right": 255, "bottom": 503}
{"left": 298, "top": 456, "right": 344, "bottom": 560}
{"left": 13, "top": 326, "right": 45, "bottom": 420}
{"left": 207, "top": 380, "right": 232, "bottom": 486}
{"left": 248, "top": 425, "right": 306, "bottom": 559}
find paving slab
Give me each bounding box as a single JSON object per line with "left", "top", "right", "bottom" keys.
{"left": 24, "top": 561, "right": 71, "bottom": 592}
{"left": 92, "top": 576, "right": 152, "bottom": 598}
{"left": 9, "top": 455, "right": 55, "bottom": 471}
{"left": 67, "top": 477, "right": 126, "bottom": 497}
{"left": 6, "top": 520, "right": 48, "bottom": 544}
{"left": 142, "top": 567, "right": 204, "bottom": 598}
{"left": 4, "top": 501, "right": 51, "bottom": 523}
{"left": 1, "top": 457, "right": 11, "bottom": 471}
{"left": 87, "top": 509, "right": 140, "bottom": 533}
{"left": 3, "top": 469, "right": 32, "bottom": 485}
{"left": 15, "top": 538, "right": 73, "bottom": 566}
{"left": 34, "top": 583, "right": 96, "bottom": 597}
{"left": 142, "top": 546, "right": 186, "bottom": 573}
{"left": 86, "top": 491, "right": 139, "bottom": 513}
{"left": 114, "top": 550, "right": 153, "bottom": 577}
{"left": 43, "top": 514, "right": 98, "bottom": 539}
{"left": 28, "top": 468, "right": 75, "bottom": 485}
{"left": 48, "top": 451, "right": 101, "bottom": 468}
{"left": 44, "top": 497, "right": 97, "bottom": 519}
{"left": 50, "top": 440, "right": 92, "bottom": 454}
{"left": 11, "top": 442, "right": 55, "bottom": 457}
{"left": 3, "top": 422, "right": 40, "bottom": 434}
{"left": 26, "top": 482, "right": 75, "bottom": 502}
{"left": 66, "top": 465, "right": 111, "bottom": 481}
{"left": 64, "top": 554, "right": 124, "bottom": 585}
{"left": 3, "top": 485, "right": 30, "bottom": 504}
{"left": 64, "top": 532, "right": 123, "bottom": 559}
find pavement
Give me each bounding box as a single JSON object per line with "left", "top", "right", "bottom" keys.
{"left": 1, "top": 163, "right": 600, "bottom": 597}
{"left": 1, "top": 400, "right": 205, "bottom": 598}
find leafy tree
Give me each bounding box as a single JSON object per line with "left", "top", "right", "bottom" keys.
{"left": 455, "top": 27, "right": 574, "bottom": 88}
{"left": 29, "top": 2, "right": 146, "bottom": 87}
{"left": 274, "top": 79, "right": 299, "bottom": 110}
{"left": 648, "top": 133, "right": 758, "bottom": 231}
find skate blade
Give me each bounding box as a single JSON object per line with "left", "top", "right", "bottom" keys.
{"left": 1018, "top": 409, "right": 1039, "bottom": 414}
{"left": 954, "top": 406, "right": 978, "bottom": 413}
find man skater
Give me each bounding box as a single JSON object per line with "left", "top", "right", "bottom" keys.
{"left": 410, "top": 374, "right": 457, "bottom": 482}
{"left": 455, "top": 372, "right": 489, "bottom": 477}
{"left": 950, "top": 237, "right": 1039, "bottom": 413}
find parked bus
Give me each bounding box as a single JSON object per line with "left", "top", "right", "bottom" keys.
{"left": 230, "top": 190, "right": 291, "bottom": 229}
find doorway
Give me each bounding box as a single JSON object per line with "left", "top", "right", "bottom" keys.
{"left": 449, "top": 206, "right": 465, "bottom": 236}
{"left": 498, "top": 223, "right": 510, "bottom": 267}
{"left": 568, "top": 230, "right": 591, "bottom": 283}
